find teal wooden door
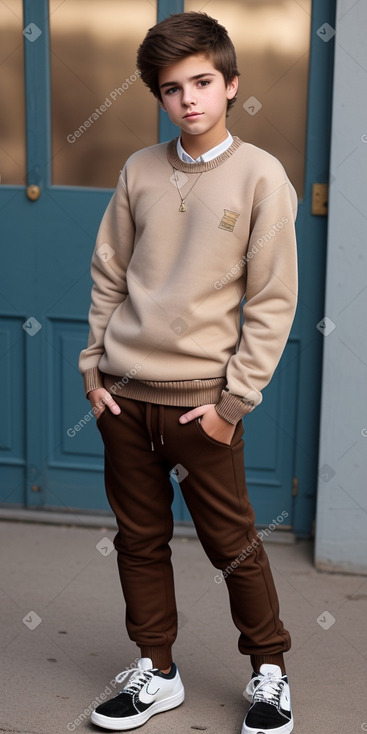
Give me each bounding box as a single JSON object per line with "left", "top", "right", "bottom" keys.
{"left": 0, "top": 0, "right": 334, "bottom": 535}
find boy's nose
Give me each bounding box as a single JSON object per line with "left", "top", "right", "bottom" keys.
{"left": 181, "top": 86, "right": 197, "bottom": 107}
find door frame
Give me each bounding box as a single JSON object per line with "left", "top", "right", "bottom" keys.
{"left": 1, "top": 0, "right": 335, "bottom": 536}
{"left": 292, "top": 0, "right": 336, "bottom": 537}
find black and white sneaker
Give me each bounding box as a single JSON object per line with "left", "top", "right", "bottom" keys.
{"left": 242, "top": 663, "right": 293, "bottom": 734}
{"left": 91, "top": 657, "right": 185, "bottom": 730}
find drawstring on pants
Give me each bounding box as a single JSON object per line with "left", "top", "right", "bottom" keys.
{"left": 145, "top": 403, "right": 154, "bottom": 451}
{"left": 145, "top": 403, "right": 165, "bottom": 451}
{"left": 159, "top": 405, "right": 165, "bottom": 446}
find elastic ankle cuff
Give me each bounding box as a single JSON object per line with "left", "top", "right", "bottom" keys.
{"left": 251, "top": 653, "right": 286, "bottom": 675}
{"left": 140, "top": 645, "right": 173, "bottom": 671}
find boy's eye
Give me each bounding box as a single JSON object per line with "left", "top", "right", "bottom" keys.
{"left": 164, "top": 79, "right": 211, "bottom": 95}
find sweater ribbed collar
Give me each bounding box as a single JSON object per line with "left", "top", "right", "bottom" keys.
{"left": 167, "top": 136, "right": 243, "bottom": 174}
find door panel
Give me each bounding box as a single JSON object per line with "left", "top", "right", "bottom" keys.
{"left": 244, "top": 341, "right": 299, "bottom": 523}
{"left": 49, "top": 0, "right": 158, "bottom": 188}
{"left": 0, "top": 316, "right": 26, "bottom": 505}
{"left": 185, "top": 0, "right": 311, "bottom": 197}
{"left": 0, "top": 0, "right": 26, "bottom": 184}
{"left": 46, "top": 320, "right": 105, "bottom": 509}
{"left": 0, "top": 0, "right": 335, "bottom": 534}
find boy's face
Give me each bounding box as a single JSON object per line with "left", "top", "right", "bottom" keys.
{"left": 158, "top": 54, "right": 238, "bottom": 143}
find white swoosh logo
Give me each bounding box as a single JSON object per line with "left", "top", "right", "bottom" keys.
{"left": 139, "top": 681, "right": 161, "bottom": 704}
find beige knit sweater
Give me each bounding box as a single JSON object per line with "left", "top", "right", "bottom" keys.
{"left": 79, "top": 136, "right": 298, "bottom": 424}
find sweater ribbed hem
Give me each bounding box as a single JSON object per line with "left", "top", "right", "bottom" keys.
{"left": 215, "top": 390, "right": 254, "bottom": 424}
{"left": 103, "top": 374, "right": 227, "bottom": 407}
{"left": 140, "top": 645, "right": 173, "bottom": 671}
{"left": 83, "top": 366, "right": 104, "bottom": 396}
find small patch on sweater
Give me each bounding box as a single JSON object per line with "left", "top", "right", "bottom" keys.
{"left": 218, "top": 209, "right": 240, "bottom": 232}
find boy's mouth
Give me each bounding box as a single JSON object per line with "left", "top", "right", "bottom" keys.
{"left": 183, "top": 112, "right": 203, "bottom": 119}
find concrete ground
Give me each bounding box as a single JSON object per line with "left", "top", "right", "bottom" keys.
{"left": 1, "top": 520, "right": 366, "bottom": 734}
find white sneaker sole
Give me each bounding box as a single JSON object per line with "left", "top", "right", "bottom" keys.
{"left": 241, "top": 713, "right": 294, "bottom": 734}
{"left": 91, "top": 686, "right": 185, "bottom": 730}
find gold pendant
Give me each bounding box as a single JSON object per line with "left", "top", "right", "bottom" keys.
{"left": 179, "top": 202, "right": 186, "bottom": 212}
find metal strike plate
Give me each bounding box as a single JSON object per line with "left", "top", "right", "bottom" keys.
{"left": 26, "top": 184, "right": 41, "bottom": 201}
{"left": 312, "top": 183, "right": 328, "bottom": 216}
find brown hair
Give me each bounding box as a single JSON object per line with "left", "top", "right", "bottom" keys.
{"left": 137, "top": 12, "right": 239, "bottom": 112}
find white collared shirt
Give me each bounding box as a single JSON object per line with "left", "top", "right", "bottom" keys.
{"left": 177, "top": 131, "right": 233, "bottom": 163}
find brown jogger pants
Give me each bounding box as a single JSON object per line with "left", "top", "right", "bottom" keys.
{"left": 97, "top": 395, "right": 291, "bottom": 671}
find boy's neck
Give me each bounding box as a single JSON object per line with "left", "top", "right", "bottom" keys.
{"left": 180, "top": 128, "right": 229, "bottom": 161}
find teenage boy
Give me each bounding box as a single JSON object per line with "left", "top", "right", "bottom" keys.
{"left": 79, "top": 11, "right": 297, "bottom": 734}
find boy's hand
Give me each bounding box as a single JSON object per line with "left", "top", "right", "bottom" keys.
{"left": 179, "top": 404, "right": 236, "bottom": 445}
{"left": 88, "top": 388, "right": 121, "bottom": 419}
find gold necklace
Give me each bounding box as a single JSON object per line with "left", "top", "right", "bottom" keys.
{"left": 172, "top": 169, "right": 203, "bottom": 212}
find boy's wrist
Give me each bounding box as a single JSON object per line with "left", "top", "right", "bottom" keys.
{"left": 215, "top": 389, "right": 254, "bottom": 425}
{"left": 83, "top": 367, "right": 104, "bottom": 397}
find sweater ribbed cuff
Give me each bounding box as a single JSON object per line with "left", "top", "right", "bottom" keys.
{"left": 83, "top": 367, "right": 104, "bottom": 397}
{"left": 215, "top": 390, "right": 255, "bottom": 424}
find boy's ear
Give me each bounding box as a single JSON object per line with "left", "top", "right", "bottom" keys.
{"left": 158, "top": 98, "right": 167, "bottom": 112}
{"left": 227, "top": 75, "right": 239, "bottom": 100}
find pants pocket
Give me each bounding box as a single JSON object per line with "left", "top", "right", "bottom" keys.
{"left": 194, "top": 416, "right": 243, "bottom": 448}
{"left": 96, "top": 408, "right": 108, "bottom": 429}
